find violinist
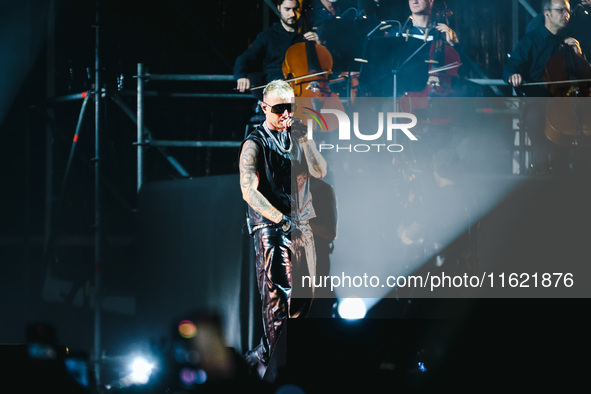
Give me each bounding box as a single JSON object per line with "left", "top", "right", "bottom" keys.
{"left": 233, "top": 0, "right": 320, "bottom": 94}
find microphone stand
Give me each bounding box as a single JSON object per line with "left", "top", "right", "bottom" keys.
{"left": 366, "top": 19, "right": 402, "bottom": 38}
{"left": 364, "top": 18, "right": 429, "bottom": 110}
{"left": 392, "top": 38, "right": 431, "bottom": 108}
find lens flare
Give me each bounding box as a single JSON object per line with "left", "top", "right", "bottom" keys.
{"left": 178, "top": 320, "right": 197, "bottom": 338}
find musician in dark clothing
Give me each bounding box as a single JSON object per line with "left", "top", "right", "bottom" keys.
{"left": 504, "top": 26, "right": 571, "bottom": 97}
{"left": 403, "top": 0, "right": 458, "bottom": 47}
{"left": 360, "top": 0, "right": 459, "bottom": 97}
{"left": 397, "top": 0, "right": 458, "bottom": 94}
{"left": 526, "top": 0, "right": 590, "bottom": 60}
{"left": 503, "top": 0, "right": 582, "bottom": 93}
{"left": 503, "top": 0, "right": 587, "bottom": 173}
{"left": 234, "top": 0, "right": 320, "bottom": 93}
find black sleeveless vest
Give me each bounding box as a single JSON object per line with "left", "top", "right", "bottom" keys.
{"left": 241, "top": 123, "right": 315, "bottom": 228}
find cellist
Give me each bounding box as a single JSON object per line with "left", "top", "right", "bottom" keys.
{"left": 405, "top": 0, "right": 458, "bottom": 46}
{"left": 503, "top": 0, "right": 583, "bottom": 95}
{"left": 502, "top": 0, "right": 587, "bottom": 173}
{"left": 233, "top": 0, "right": 320, "bottom": 95}
{"left": 402, "top": 0, "right": 458, "bottom": 91}
{"left": 397, "top": 0, "right": 459, "bottom": 94}
{"left": 377, "top": 0, "right": 462, "bottom": 135}
{"left": 525, "top": 0, "right": 590, "bottom": 59}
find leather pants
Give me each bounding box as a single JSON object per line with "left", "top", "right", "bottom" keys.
{"left": 253, "top": 223, "right": 315, "bottom": 362}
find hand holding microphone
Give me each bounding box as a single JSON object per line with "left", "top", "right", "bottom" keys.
{"left": 284, "top": 117, "right": 308, "bottom": 140}
{"left": 282, "top": 116, "right": 294, "bottom": 129}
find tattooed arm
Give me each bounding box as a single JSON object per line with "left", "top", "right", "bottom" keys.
{"left": 239, "top": 140, "right": 284, "bottom": 224}
{"left": 299, "top": 136, "right": 327, "bottom": 179}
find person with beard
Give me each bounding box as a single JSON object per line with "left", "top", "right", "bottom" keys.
{"left": 503, "top": 0, "right": 588, "bottom": 173}
{"left": 504, "top": 0, "right": 583, "bottom": 93}
{"left": 234, "top": 0, "right": 320, "bottom": 94}
{"left": 526, "top": 0, "right": 590, "bottom": 60}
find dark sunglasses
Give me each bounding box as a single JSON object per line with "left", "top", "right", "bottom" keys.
{"left": 262, "top": 101, "right": 297, "bottom": 114}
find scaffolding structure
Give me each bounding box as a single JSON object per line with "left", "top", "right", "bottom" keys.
{"left": 133, "top": 63, "right": 251, "bottom": 192}
{"left": 32, "top": 65, "right": 255, "bottom": 389}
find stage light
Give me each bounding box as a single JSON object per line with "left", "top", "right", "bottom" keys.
{"left": 127, "top": 357, "right": 154, "bottom": 385}
{"left": 418, "top": 361, "right": 427, "bottom": 372}
{"left": 337, "top": 297, "right": 367, "bottom": 320}
{"left": 106, "top": 353, "right": 159, "bottom": 389}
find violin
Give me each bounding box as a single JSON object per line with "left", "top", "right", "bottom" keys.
{"left": 281, "top": 2, "right": 344, "bottom": 132}
{"left": 543, "top": 41, "right": 591, "bottom": 147}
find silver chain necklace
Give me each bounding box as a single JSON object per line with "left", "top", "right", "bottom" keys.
{"left": 262, "top": 122, "right": 292, "bottom": 154}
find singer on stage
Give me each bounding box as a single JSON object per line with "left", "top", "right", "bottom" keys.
{"left": 239, "top": 79, "right": 327, "bottom": 377}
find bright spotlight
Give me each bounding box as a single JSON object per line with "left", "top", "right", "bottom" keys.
{"left": 128, "top": 357, "right": 154, "bottom": 385}
{"left": 418, "top": 361, "right": 428, "bottom": 372}
{"left": 337, "top": 297, "right": 367, "bottom": 320}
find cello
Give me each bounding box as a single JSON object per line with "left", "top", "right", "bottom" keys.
{"left": 543, "top": 41, "right": 591, "bottom": 147}
{"left": 399, "top": 3, "right": 461, "bottom": 123}
{"left": 281, "top": 2, "right": 344, "bottom": 132}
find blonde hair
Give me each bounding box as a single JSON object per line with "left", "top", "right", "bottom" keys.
{"left": 262, "top": 80, "right": 294, "bottom": 100}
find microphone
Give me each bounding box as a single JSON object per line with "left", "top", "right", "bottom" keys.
{"left": 281, "top": 116, "right": 304, "bottom": 130}
{"left": 287, "top": 117, "right": 308, "bottom": 139}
